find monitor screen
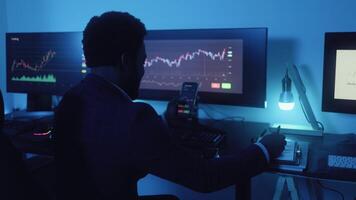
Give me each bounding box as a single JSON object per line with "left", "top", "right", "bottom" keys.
{"left": 139, "top": 28, "right": 267, "bottom": 107}
{"left": 6, "top": 32, "right": 86, "bottom": 95}
{"left": 322, "top": 32, "right": 356, "bottom": 114}
{"left": 6, "top": 29, "right": 268, "bottom": 108}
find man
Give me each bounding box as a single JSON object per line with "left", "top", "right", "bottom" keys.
{"left": 55, "top": 11, "right": 286, "bottom": 200}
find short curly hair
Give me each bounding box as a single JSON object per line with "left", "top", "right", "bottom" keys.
{"left": 82, "top": 11, "right": 147, "bottom": 67}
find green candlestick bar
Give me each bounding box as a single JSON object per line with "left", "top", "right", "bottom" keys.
{"left": 11, "top": 74, "right": 57, "bottom": 83}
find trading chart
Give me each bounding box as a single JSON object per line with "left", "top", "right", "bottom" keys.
{"left": 141, "top": 39, "right": 244, "bottom": 94}
{"left": 6, "top": 32, "right": 86, "bottom": 94}
{"left": 10, "top": 50, "right": 57, "bottom": 83}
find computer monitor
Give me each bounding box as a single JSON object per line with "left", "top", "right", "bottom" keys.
{"left": 139, "top": 28, "right": 267, "bottom": 107}
{"left": 6, "top": 32, "right": 86, "bottom": 111}
{"left": 6, "top": 29, "right": 268, "bottom": 109}
{"left": 322, "top": 32, "right": 356, "bottom": 114}
{"left": 6, "top": 32, "right": 86, "bottom": 96}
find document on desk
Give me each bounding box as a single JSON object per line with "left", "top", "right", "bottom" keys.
{"left": 271, "top": 140, "right": 309, "bottom": 172}
{"left": 275, "top": 140, "right": 297, "bottom": 164}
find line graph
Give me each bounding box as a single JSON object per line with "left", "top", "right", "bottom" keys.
{"left": 11, "top": 50, "right": 56, "bottom": 72}
{"left": 140, "top": 39, "right": 243, "bottom": 94}
{"left": 6, "top": 32, "right": 86, "bottom": 94}
{"left": 144, "top": 48, "right": 227, "bottom": 68}
{"left": 141, "top": 80, "right": 182, "bottom": 88}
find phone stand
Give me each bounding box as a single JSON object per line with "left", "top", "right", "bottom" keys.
{"left": 164, "top": 96, "right": 199, "bottom": 129}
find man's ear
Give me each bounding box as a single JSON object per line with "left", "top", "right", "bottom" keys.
{"left": 119, "top": 53, "right": 131, "bottom": 72}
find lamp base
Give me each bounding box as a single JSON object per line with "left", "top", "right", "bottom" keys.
{"left": 270, "top": 123, "right": 323, "bottom": 136}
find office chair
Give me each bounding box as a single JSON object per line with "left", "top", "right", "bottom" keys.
{"left": 0, "top": 109, "right": 51, "bottom": 200}
{"left": 0, "top": 138, "right": 51, "bottom": 200}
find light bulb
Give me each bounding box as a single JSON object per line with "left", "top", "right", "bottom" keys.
{"left": 279, "top": 69, "right": 295, "bottom": 110}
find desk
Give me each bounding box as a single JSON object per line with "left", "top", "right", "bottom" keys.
{"left": 5, "top": 133, "right": 53, "bottom": 158}
{"left": 206, "top": 119, "right": 356, "bottom": 200}
{"left": 5, "top": 118, "right": 356, "bottom": 200}
{"left": 5, "top": 127, "right": 54, "bottom": 156}
{"left": 206, "top": 120, "right": 269, "bottom": 200}
{"left": 3, "top": 111, "right": 54, "bottom": 156}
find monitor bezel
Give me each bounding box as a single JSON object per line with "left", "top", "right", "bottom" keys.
{"left": 322, "top": 32, "right": 356, "bottom": 114}
{"left": 139, "top": 28, "right": 268, "bottom": 107}
{"left": 6, "top": 31, "right": 83, "bottom": 96}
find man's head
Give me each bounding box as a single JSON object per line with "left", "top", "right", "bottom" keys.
{"left": 82, "top": 11, "right": 147, "bottom": 99}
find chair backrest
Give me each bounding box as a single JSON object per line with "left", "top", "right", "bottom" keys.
{"left": 0, "top": 127, "right": 49, "bottom": 200}
{"left": 0, "top": 133, "right": 32, "bottom": 199}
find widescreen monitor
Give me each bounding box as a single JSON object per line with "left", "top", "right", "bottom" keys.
{"left": 140, "top": 28, "right": 268, "bottom": 107}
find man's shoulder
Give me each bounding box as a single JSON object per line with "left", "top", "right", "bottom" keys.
{"left": 59, "top": 86, "right": 83, "bottom": 105}
{"left": 60, "top": 75, "right": 108, "bottom": 103}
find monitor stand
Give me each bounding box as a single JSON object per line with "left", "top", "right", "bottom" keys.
{"left": 4, "top": 94, "right": 54, "bottom": 121}
{"left": 27, "top": 94, "right": 53, "bottom": 112}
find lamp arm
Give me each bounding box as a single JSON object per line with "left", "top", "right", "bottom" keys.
{"left": 287, "top": 64, "right": 322, "bottom": 131}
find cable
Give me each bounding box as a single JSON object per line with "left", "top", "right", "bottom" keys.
{"left": 317, "top": 180, "right": 344, "bottom": 200}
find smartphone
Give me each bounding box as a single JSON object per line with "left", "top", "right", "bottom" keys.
{"left": 176, "top": 82, "right": 199, "bottom": 118}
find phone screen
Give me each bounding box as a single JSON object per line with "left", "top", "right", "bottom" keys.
{"left": 176, "top": 82, "right": 199, "bottom": 118}
{"left": 181, "top": 82, "right": 198, "bottom": 102}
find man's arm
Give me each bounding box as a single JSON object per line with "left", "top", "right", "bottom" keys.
{"left": 129, "top": 103, "right": 268, "bottom": 193}
{"left": 149, "top": 142, "right": 267, "bottom": 193}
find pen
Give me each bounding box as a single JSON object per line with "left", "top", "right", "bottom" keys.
{"left": 254, "top": 129, "right": 267, "bottom": 143}
{"left": 260, "top": 129, "right": 267, "bottom": 137}
{"left": 276, "top": 125, "right": 281, "bottom": 135}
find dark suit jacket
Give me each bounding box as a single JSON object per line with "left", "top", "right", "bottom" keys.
{"left": 55, "top": 74, "right": 268, "bottom": 200}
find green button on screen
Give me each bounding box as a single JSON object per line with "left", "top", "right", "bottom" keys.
{"left": 221, "top": 83, "right": 232, "bottom": 89}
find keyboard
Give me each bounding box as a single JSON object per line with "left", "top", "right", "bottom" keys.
{"left": 328, "top": 155, "right": 356, "bottom": 170}
{"left": 182, "top": 130, "right": 223, "bottom": 146}
{"left": 3, "top": 114, "right": 54, "bottom": 136}
{"left": 174, "top": 126, "right": 225, "bottom": 149}
{"left": 3, "top": 119, "right": 36, "bottom": 136}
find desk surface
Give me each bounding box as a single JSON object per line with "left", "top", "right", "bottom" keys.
{"left": 7, "top": 117, "right": 356, "bottom": 183}
{"left": 274, "top": 133, "right": 356, "bottom": 183}
{"left": 207, "top": 120, "right": 356, "bottom": 183}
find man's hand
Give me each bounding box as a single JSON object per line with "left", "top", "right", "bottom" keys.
{"left": 260, "top": 133, "right": 287, "bottom": 159}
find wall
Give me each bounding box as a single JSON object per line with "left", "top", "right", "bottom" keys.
{"left": 3, "top": 0, "right": 356, "bottom": 199}
{"left": 4, "top": 0, "right": 356, "bottom": 133}
{"left": 0, "top": 0, "right": 12, "bottom": 112}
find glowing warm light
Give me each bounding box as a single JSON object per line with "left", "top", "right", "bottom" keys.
{"left": 278, "top": 101, "right": 295, "bottom": 110}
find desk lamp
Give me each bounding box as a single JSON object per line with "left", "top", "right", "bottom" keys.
{"left": 271, "top": 64, "right": 324, "bottom": 136}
